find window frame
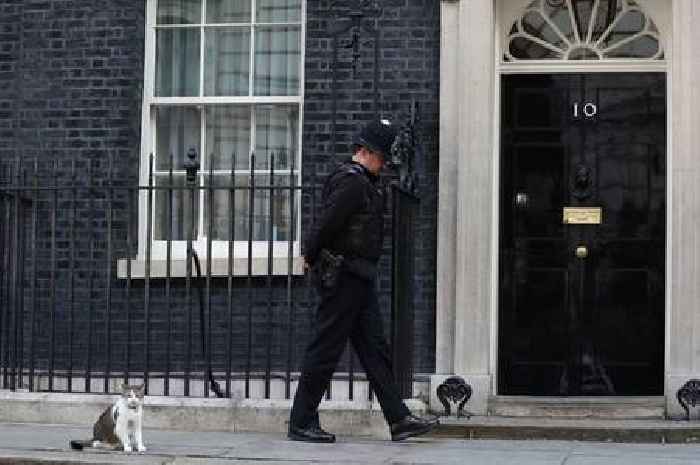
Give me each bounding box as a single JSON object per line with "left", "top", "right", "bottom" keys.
{"left": 138, "top": 0, "right": 306, "bottom": 263}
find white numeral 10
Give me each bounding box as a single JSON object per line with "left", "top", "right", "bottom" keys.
{"left": 573, "top": 102, "right": 598, "bottom": 118}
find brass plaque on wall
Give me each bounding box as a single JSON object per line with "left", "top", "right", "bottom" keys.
{"left": 562, "top": 207, "right": 602, "bottom": 225}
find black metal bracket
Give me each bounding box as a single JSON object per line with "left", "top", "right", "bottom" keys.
{"left": 677, "top": 379, "right": 700, "bottom": 420}
{"left": 389, "top": 101, "right": 423, "bottom": 197}
{"left": 326, "top": 0, "right": 383, "bottom": 160}
{"left": 436, "top": 376, "right": 473, "bottom": 418}
{"left": 327, "top": 0, "right": 382, "bottom": 77}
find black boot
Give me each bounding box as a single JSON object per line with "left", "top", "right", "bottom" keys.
{"left": 288, "top": 423, "right": 336, "bottom": 443}
{"left": 390, "top": 414, "right": 439, "bottom": 441}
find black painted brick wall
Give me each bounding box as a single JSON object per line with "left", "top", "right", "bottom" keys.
{"left": 0, "top": 0, "right": 22, "bottom": 163}
{"left": 3, "top": 0, "right": 144, "bottom": 175}
{"left": 0, "top": 0, "right": 147, "bottom": 379}
{"left": 0, "top": 0, "right": 440, "bottom": 384}
{"left": 304, "top": 0, "right": 440, "bottom": 374}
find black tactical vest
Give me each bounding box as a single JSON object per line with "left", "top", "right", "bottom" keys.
{"left": 327, "top": 163, "right": 384, "bottom": 262}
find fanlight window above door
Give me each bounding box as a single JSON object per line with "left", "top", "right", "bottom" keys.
{"left": 505, "top": 0, "right": 663, "bottom": 61}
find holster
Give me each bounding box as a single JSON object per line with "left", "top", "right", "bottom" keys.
{"left": 313, "top": 249, "right": 344, "bottom": 291}
{"left": 343, "top": 256, "right": 377, "bottom": 281}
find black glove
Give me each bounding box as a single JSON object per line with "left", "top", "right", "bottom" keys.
{"left": 313, "top": 249, "right": 344, "bottom": 291}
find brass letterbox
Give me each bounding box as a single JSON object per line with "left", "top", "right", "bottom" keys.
{"left": 562, "top": 207, "right": 602, "bottom": 225}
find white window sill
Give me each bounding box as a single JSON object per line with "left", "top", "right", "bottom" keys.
{"left": 117, "top": 256, "right": 305, "bottom": 279}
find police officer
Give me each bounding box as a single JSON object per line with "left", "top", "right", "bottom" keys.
{"left": 288, "top": 120, "right": 438, "bottom": 443}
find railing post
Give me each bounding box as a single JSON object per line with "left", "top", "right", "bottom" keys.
{"left": 184, "top": 147, "right": 199, "bottom": 396}
{"left": 391, "top": 186, "right": 419, "bottom": 399}
{"left": 390, "top": 102, "right": 423, "bottom": 399}
{"left": 0, "top": 189, "right": 6, "bottom": 390}
{"left": 10, "top": 163, "right": 20, "bottom": 391}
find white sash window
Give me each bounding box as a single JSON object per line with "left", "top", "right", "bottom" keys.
{"left": 137, "top": 0, "right": 305, "bottom": 268}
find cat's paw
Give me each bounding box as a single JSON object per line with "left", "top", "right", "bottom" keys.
{"left": 137, "top": 445, "right": 147, "bottom": 453}
{"left": 123, "top": 445, "right": 133, "bottom": 453}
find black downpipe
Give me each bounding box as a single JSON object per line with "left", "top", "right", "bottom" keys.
{"left": 188, "top": 247, "right": 224, "bottom": 398}
{"left": 184, "top": 148, "right": 224, "bottom": 398}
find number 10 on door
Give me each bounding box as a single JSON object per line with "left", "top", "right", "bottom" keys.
{"left": 573, "top": 102, "right": 597, "bottom": 119}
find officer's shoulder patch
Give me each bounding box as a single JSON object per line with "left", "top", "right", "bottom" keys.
{"left": 339, "top": 162, "right": 365, "bottom": 176}
{"left": 329, "top": 163, "right": 363, "bottom": 183}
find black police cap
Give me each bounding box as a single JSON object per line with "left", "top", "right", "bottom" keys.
{"left": 354, "top": 119, "right": 397, "bottom": 159}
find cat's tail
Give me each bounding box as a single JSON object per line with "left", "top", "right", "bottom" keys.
{"left": 69, "top": 439, "right": 93, "bottom": 450}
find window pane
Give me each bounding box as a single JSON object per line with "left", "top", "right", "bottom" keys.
{"left": 572, "top": 0, "right": 595, "bottom": 41}
{"left": 157, "top": 0, "right": 202, "bottom": 24}
{"left": 256, "top": 0, "right": 301, "bottom": 22}
{"left": 205, "top": 105, "right": 251, "bottom": 171}
{"left": 592, "top": 0, "right": 625, "bottom": 43}
{"left": 569, "top": 47, "right": 600, "bottom": 60}
{"left": 269, "top": 174, "right": 298, "bottom": 242}
{"left": 252, "top": 175, "right": 298, "bottom": 241}
{"left": 522, "top": 11, "right": 568, "bottom": 52}
{"left": 203, "top": 174, "right": 246, "bottom": 240}
{"left": 203, "top": 174, "right": 297, "bottom": 241}
{"left": 254, "top": 104, "right": 298, "bottom": 170}
{"left": 154, "top": 175, "right": 199, "bottom": 241}
{"left": 605, "top": 35, "right": 659, "bottom": 59}
{"left": 155, "top": 106, "right": 201, "bottom": 171}
{"left": 509, "top": 37, "right": 563, "bottom": 60}
{"left": 254, "top": 26, "right": 300, "bottom": 96}
{"left": 207, "top": 0, "right": 251, "bottom": 23}
{"left": 600, "top": 10, "right": 645, "bottom": 49}
{"left": 204, "top": 27, "right": 250, "bottom": 96}
{"left": 543, "top": 1, "right": 575, "bottom": 44}
{"left": 156, "top": 28, "right": 201, "bottom": 96}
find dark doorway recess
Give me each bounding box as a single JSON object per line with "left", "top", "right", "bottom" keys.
{"left": 498, "top": 73, "right": 666, "bottom": 396}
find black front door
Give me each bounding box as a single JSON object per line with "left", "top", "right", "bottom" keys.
{"left": 498, "top": 73, "right": 666, "bottom": 396}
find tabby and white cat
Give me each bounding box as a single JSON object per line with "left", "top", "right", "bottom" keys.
{"left": 70, "top": 384, "right": 146, "bottom": 453}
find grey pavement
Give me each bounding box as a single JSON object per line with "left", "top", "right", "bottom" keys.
{"left": 1, "top": 423, "right": 700, "bottom": 465}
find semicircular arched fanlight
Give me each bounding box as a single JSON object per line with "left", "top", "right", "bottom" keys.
{"left": 505, "top": 0, "right": 664, "bottom": 61}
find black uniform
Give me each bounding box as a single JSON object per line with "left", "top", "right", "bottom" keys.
{"left": 289, "top": 160, "right": 411, "bottom": 429}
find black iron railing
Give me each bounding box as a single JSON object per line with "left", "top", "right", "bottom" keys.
{"left": 0, "top": 190, "right": 30, "bottom": 392}
{"left": 0, "top": 147, "right": 420, "bottom": 400}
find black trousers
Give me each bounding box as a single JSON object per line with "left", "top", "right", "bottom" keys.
{"left": 290, "top": 271, "right": 411, "bottom": 428}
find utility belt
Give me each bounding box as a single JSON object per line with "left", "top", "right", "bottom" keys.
{"left": 313, "top": 249, "right": 377, "bottom": 291}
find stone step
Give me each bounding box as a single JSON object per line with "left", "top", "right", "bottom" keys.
{"left": 0, "top": 391, "right": 428, "bottom": 440}
{"left": 488, "top": 396, "right": 666, "bottom": 419}
{"left": 431, "top": 416, "right": 700, "bottom": 443}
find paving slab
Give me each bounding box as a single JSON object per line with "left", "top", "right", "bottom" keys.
{"left": 2, "top": 423, "right": 700, "bottom": 465}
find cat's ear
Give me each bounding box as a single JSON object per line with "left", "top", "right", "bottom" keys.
{"left": 136, "top": 384, "right": 145, "bottom": 396}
